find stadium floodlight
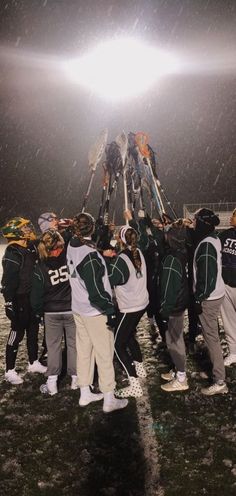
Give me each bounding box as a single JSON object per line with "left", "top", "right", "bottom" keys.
{"left": 65, "top": 38, "right": 181, "bottom": 101}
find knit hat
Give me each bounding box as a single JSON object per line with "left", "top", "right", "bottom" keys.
{"left": 194, "top": 208, "right": 220, "bottom": 227}
{"left": 38, "top": 212, "right": 58, "bottom": 233}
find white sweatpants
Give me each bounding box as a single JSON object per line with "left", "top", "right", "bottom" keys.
{"left": 73, "top": 313, "right": 115, "bottom": 393}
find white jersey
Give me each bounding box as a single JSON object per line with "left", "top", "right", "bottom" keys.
{"left": 114, "top": 250, "right": 149, "bottom": 313}
{"left": 67, "top": 243, "right": 113, "bottom": 317}
{"left": 193, "top": 235, "right": 225, "bottom": 300}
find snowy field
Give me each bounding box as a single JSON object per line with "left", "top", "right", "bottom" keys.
{"left": 0, "top": 242, "right": 236, "bottom": 495}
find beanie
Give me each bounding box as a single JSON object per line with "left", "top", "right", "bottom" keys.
{"left": 38, "top": 212, "right": 58, "bottom": 233}
{"left": 194, "top": 208, "right": 220, "bottom": 227}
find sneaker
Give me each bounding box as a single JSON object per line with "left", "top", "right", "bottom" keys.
{"left": 161, "top": 378, "right": 189, "bottom": 392}
{"left": 115, "top": 376, "right": 143, "bottom": 398}
{"left": 28, "top": 360, "right": 47, "bottom": 374}
{"left": 40, "top": 375, "right": 58, "bottom": 396}
{"left": 201, "top": 382, "right": 228, "bottom": 396}
{"left": 71, "top": 375, "right": 79, "bottom": 390}
{"left": 79, "top": 390, "right": 104, "bottom": 407}
{"left": 103, "top": 392, "right": 128, "bottom": 413}
{"left": 224, "top": 354, "right": 236, "bottom": 367}
{"left": 134, "top": 361, "right": 147, "bottom": 378}
{"left": 161, "top": 369, "right": 175, "bottom": 381}
{"left": 5, "top": 369, "right": 23, "bottom": 385}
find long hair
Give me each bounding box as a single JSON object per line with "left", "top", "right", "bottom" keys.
{"left": 72, "top": 212, "right": 95, "bottom": 248}
{"left": 38, "top": 230, "right": 64, "bottom": 260}
{"left": 121, "top": 227, "right": 142, "bottom": 277}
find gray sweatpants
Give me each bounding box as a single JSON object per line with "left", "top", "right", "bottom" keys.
{"left": 199, "top": 297, "right": 225, "bottom": 382}
{"left": 221, "top": 285, "right": 236, "bottom": 354}
{"left": 44, "top": 313, "right": 77, "bottom": 377}
{"left": 166, "top": 312, "right": 186, "bottom": 372}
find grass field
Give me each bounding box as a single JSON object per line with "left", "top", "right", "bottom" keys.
{"left": 0, "top": 242, "right": 236, "bottom": 495}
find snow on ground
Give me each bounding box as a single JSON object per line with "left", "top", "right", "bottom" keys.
{"left": 0, "top": 241, "right": 236, "bottom": 495}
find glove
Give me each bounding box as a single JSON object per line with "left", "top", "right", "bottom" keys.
{"left": 4, "top": 301, "right": 15, "bottom": 321}
{"left": 138, "top": 209, "right": 145, "bottom": 219}
{"left": 194, "top": 300, "right": 203, "bottom": 315}
{"left": 106, "top": 314, "right": 117, "bottom": 330}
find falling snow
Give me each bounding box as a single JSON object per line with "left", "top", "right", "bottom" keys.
{"left": 0, "top": 0, "right": 235, "bottom": 226}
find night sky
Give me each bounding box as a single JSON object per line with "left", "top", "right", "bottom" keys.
{"left": 0, "top": 0, "right": 235, "bottom": 226}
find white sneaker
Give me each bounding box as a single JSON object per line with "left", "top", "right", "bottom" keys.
{"left": 103, "top": 392, "right": 128, "bottom": 413}
{"left": 134, "top": 361, "right": 147, "bottom": 378}
{"left": 79, "top": 387, "right": 104, "bottom": 407}
{"left": 28, "top": 360, "right": 47, "bottom": 374}
{"left": 161, "top": 369, "right": 175, "bottom": 381}
{"left": 161, "top": 378, "right": 189, "bottom": 392}
{"left": 71, "top": 375, "right": 79, "bottom": 390}
{"left": 115, "top": 376, "right": 143, "bottom": 398}
{"left": 201, "top": 382, "right": 228, "bottom": 396}
{"left": 5, "top": 369, "right": 23, "bottom": 385}
{"left": 224, "top": 354, "right": 236, "bottom": 367}
{"left": 40, "top": 375, "right": 58, "bottom": 396}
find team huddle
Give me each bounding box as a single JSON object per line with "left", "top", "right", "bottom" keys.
{"left": 1, "top": 206, "right": 236, "bottom": 411}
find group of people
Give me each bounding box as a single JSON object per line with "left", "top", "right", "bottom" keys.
{"left": 0, "top": 205, "right": 235, "bottom": 411}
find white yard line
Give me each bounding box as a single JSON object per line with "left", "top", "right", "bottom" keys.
{"left": 136, "top": 322, "right": 164, "bottom": 496}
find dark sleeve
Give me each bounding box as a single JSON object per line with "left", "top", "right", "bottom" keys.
{"left": 129, "top": 218, "right": 149, "bottom": 252}
{"left": 1, "top": 247, "right": 22, "bottom": 302}
{"left": 160, "top": 255, "right": 182, "bottom": 319}
{"left": 105, "top": 255, "right": 130, "bottom": 287}
{"left": 78, "top": 252, "right": 115, "bottom": 315}
{"left": 195, "top": 242, "right": 218, "bottom": 301}
{"left": 30, "top": 266, "right": 45, "bottom": 316}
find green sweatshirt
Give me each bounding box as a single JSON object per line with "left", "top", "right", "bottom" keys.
{"left": 159, "top": 254, "right": 183, "bottom": 319}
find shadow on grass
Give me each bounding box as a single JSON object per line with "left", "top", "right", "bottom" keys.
{"left": 0, "top": 374, "right": 145, "bottom": 496}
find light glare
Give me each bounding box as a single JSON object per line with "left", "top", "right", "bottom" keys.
{"left": 65, "top": 39, "right": 181, "bottom": 101}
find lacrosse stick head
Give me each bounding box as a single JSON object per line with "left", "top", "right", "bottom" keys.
{"left": 88, "top": 128, "right": 108, "bottom": 171}
{"left": 115, "top": 131, "right": 128, "bottom": 168}
{"left": 135, "top": 132, "right": 151, "bottom": 159}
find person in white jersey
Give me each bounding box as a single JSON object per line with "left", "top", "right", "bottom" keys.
{"left": 104, "top": 225, "right": 149, "bottom": 398}
{"left": 66, "top": 212, "right": 128, "bottom": 413}
{"left": 192, "top": 208, "right": 227, "bottom": 396}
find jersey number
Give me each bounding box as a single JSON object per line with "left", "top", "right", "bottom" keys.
{"left": 48, "top": 266, "right": 69, "bottom": 285}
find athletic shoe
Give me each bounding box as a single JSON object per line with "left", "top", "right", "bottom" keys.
{"left": 5, "top": 369, "right": 23, "bottom": 385}
{"left": 224, "top": 354, "right": 236, "bottom": 367}
{"left": 71, "top": 375, "right": 79, "bottom": 390}
{"left": 201, "top": 382, "right": 228, "bottom": 396}
{"left": 161, "top": 378, "right": 189, "bottom": 392}
{"left": 103, "top": 392, "right": 128, "bottom": 413}
{"left": 79, "top": 390, "right": 104, "bottom": 407}
{"left": 134, "top": 361, "right": 147, "bottom": 378}
{"left": 40, "top": 375, "right": 58, "bottom": 396}
{"left": 115, "top": 376, "right": 143, "bottom": 398}
{"left": 28, "top": 360, "right": 47, "bottom": 374}
{"left": 161, "top": 369, "right": 175, "bottom": 381}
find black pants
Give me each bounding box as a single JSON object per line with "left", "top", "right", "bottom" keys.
{"left": 6, "top": 294, "right": 39, "bottom": 371}
{"left": 114, "top": 309, "right": 145, "bottom": 377}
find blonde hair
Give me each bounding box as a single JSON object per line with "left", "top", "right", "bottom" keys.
{"left": 38, "top": 230, "right": 64, "bottom": 260}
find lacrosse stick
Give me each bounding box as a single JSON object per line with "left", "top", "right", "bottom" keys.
{"left": 116, "top": 131, "right": 129, "bottom": 224}
{"left": 82, "top": 128, "right": 108, "bottom": 213}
